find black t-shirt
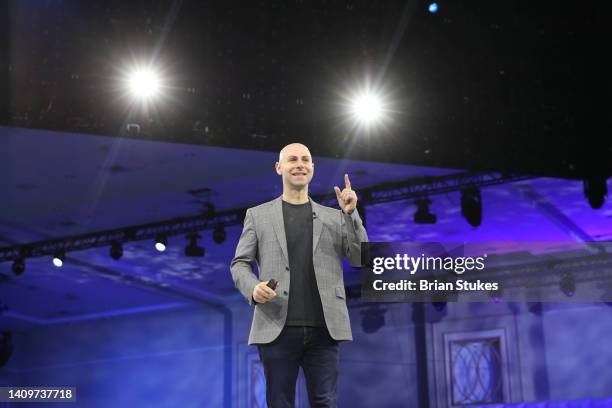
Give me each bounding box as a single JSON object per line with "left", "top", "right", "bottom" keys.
{"left": 282, "top": 200, "right": 326, "bottom": 327}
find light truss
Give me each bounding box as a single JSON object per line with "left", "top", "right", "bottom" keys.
{"left": 0, "top": 172, "right": 535, "bottom": 262}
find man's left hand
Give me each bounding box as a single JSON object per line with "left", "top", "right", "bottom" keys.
{"left": 334, "top": 174, "right": 357, "bottom": 215}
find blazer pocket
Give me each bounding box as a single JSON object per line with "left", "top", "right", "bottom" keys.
{"left": 335, "top": 286, "right": 346, "bottom": 299}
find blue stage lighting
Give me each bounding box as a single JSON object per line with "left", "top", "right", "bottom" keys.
{"left": 428, "top": 2, "right": 439, "bottom": 13}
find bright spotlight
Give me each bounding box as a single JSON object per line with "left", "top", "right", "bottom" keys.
{"left": 53, "top": 252, "right": 64, "bottom": 268}
{"left": 340, "top": 81, "right": 393, "bottom": 131}
{"left": 128, "top": 68, "right": 161, "bottom": 99}
{"left": 428, "top": 2, "right": 439, "bottom": 13}
{"left": 155, "top": 235, "right": 167, "bottom": 252}
{"left": 351, "top": 93, "right": 383, "bottom": 124}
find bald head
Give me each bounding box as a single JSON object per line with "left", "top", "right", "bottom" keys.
{"left": 279, "top": 143, "right": 311, "bottom": 162}
{"left": 275, "top": 143, "right": 314, "bottom": 189}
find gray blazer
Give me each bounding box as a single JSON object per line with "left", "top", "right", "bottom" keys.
{"left": 230, "top": 196, "right": 368, "bottom": 345}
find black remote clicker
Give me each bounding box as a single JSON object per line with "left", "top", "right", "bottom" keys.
{"left": 267, "top": 279, "right": 278, "bottom": 290}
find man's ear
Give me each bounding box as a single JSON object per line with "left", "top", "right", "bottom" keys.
{"left": 275, "top": 162, "right": 282, "bottom": 176}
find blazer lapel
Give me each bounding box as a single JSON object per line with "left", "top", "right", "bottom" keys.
{"left": 310, "top": 198, "right": 323, "bottom": 256}
{"left": 271, "top": 196, "right": 289, "bottom": 265}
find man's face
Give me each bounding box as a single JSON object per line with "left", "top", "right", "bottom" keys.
{"left": 275, "top": 144, "right": 314, "bottom": 188}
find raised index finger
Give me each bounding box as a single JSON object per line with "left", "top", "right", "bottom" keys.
{"left": 344, "top": 173, "right": 352, "bottom": 190}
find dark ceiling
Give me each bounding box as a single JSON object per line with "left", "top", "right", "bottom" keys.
{"left": 1, "top": 0, "right": 610, "bottom": 178}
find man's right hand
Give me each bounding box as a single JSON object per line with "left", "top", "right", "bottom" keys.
{"left": 253, "top": 281, "right": 277, "bottom": 303}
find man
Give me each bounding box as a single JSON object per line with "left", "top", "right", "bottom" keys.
{"left": 230, "top": 143, "right": 368, "bottom": 407}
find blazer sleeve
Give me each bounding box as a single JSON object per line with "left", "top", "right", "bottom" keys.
{"left": 230, "top": 208, "right": 261, "bottom": 305}
{"left": 341, "top": 208, "right": 368, "bottom": 267}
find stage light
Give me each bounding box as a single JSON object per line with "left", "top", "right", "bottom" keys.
{"left": 461, "top": 188, "right": 482, "bottom": 227}
{"left": 155, "top": 236, "right": 167, "bottom": 252}
{"left": 213, "top": 225, "right": 226, "bottom": 244}
{"left": 110, "top": 242, "right": 123, "bottom": 260}
{"left": 127, "top": 68, "right": 161, "bottom": 100}
{"left": 583, "top": 177, "right": 608, "bottom": 209}
{"left": 414, "top": 198, "right": 437, "bottom": 224}
{"left": 12, "top": 259, "right": 25, "bottom": 276}
{"left": 185, "top": 234, "right": 205, "bottom": 257}
{"left": 560, "top": 273, "right": 575, "bottom": 297}
{"left": 351, "top": 93, "right": 383, "bottom": 124}
{"left": 428, "top": 2, "right": 439, "bottom": 13}
{"left": 340, "top": 81, "right": 392, "bottom": 131}
{"left": 53, "top": 252, "right": 65, "bottom": 268}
